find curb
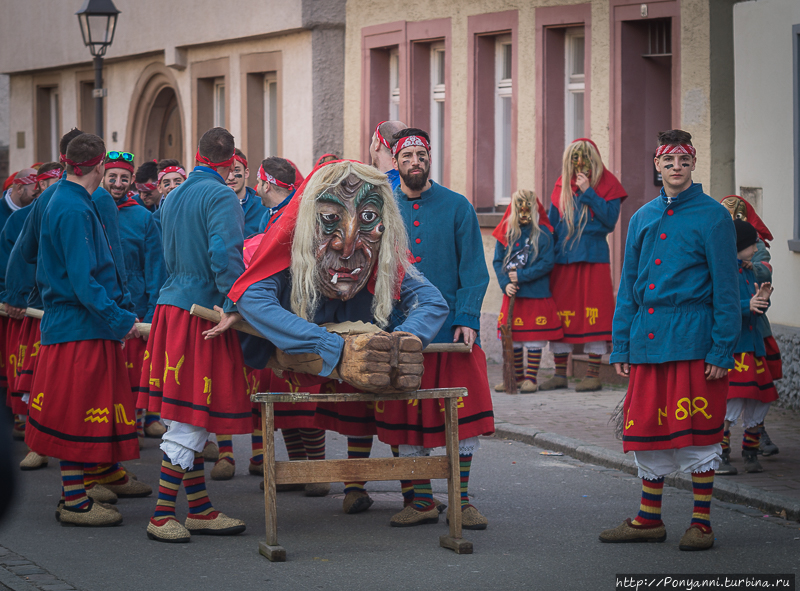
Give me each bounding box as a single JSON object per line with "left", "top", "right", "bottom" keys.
{"left": 493, "top": 421, "right": 800, "bottom": 522}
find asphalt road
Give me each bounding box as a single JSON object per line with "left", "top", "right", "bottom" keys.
{"left": 1, "top": 433, "right": 798, "bottom": 591}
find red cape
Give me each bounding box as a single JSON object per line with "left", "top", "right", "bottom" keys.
{"left": 549, "top": 138, "right": 627, "bottom": 213}
{"left": 228, "top": 159, "right": 403, "bottom": 303}
{"left": 491, "top": 198, "right": 553, "bottom": 247}
{"left": 721, "top": 195, "right": 773, "bottom": 248}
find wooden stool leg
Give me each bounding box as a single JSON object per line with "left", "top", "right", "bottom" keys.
{"left": 259, "top": 402, "right": 286, "bottom": 561}
{"left": 439, "top": 396, "right": 473, "bottom": 554}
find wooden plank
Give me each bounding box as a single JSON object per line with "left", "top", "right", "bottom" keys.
{"left": 444, "top": 396, "right": 463, "bottom": 540}
{"left": 439, "top": 535, "right": 473, "bottom": 554}
{"left": 251, "top": 387, "right": 466, "bottom": 404}
{"left": 258, "top": 541, "right": 286, "bottom": 562}
{"left": 262, "top": 403, "right": 279, "bottom": 548}
{"left": 135, "top": 323, "right": 150, "bottom": 339}
{"left": 274, "top": 457, "right": 450, "bottom": 484}
{"left": 0, "top": 304, "right": 6, "bottom": 317}
{"left": 25, "top": 308, "right": 44, "bottom": 319}
{"left": 424, "top": 342, "right": 472, "bottom": 354}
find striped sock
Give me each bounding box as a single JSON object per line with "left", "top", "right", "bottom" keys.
{"left": 282, "top": 429, "right": 307, "bottom": 461}
{"left": 391, "top": 446, "right": 415, "bottom": 506}
{"left": 513, "top": 347, "right": 524, "bottom": 382}
{"left": 300, "top": 429, "right": 326, "bottom": 460}
{"left": 250, "top": 429, "right": 264, "bottom": 465}
{"left": 84, "top": 462, "right": 126, "bottom": 487}
{"left": 690, "top": 470, "right": 714, "bottom": 530}
{"left": 217, "top": 435, "right": 235, "bottom": 464}
{"left": 184, "top": 453, "right": 215, "bottom": 516}
{"left": 344, "top": 436, "right": 373, "bottom": 495}
{"left": 554, "top": 353, "right": 569, "bottom": 378}
{"left": 525, "top": 348, "right": 542, "bottom": 383}
{"left": 412, "top": 480, "right": 434, "bottom": 511}
{"left": 742, "top": 428, "right": 761, "bottom": 451}
{"left": 144, "top": 411, "right": 161, "bottom": 428}
{"left": 459, "top": 454, "right": 473, "bottom": 506}
{"left": 154, "top": 453, "right": 185, "bottom": 520}
{"left": 136, "top": 409, "right": 145, "bottom": 436}
{"left": 722, "top": 429, "right": 731, "bottom": 453}
{"left": 60, "top": 462, "right": 90, "bottom": 509}
{"left": 631, "top": 477, "right": 664, "bottom": 527}
{"left": 587, "top": 353, "right": 602, "bottom": 378}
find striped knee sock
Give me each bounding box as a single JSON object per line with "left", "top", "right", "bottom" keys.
{"left": 136, "top": 409, "right": 145, "bottom": 436}
{"left": 344, "top": 436, "right": 373, "bottom": 494}
{"left": 587, "top": 353, "right": 602, "bottom": 378}
{"left": 84, "top": 462, "right": 126, "bottom": 487}
{"left": 250, "top": 429, "right": 264, "bottom": 465}
{"left": 184, "top": 453, "right": 215, "bottom": 516}
{"left": 742, "top": 428, "right": 761, "bottom": 451}
{"left": 217, "top": 435, "right": 235, "bottom": 464}
{"left": 282, "top": 429, "right": 307, "bottom": 461}
{"left": 631, "top": 477, "right": 664, "bottom": 527}
{"left": 300, "top": 429, "right": 326, "bottom": 460}
{"left": 391, "top": 446, "right": 415, "bottom": 506}
{"left": 722, "top": 429, "right": 731, "bottom": 453}
{"left": 61, "top": 462, "right": 90, "bottom": 509}
{"left": 154, "top": 453, "right": 185, "bottom": 520}
{"left": 144, "top": 411, "right": 161, "bottom": 428}
{"left": 459, "top": 454, "right": 473, "bottom": 506}
{"left": 412, "top": 480, "right": 435, "bottom": 511}
{"left": 554, "top": 353, "right": 569, "bottom": 378}
{"left": 690, "top": 470, "right": 714, "bottom": 530}
{"left": 513, "top": 347, "right": 524, "bottom": 382}
{"left": 525, "top": 348, "right": 542, "bottom": 383}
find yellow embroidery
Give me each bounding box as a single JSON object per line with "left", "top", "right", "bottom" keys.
{"left": 203, "top": 377, "right": 213, "bottom": 405}
{"left": 557, "top": 310, "right": 575, "bottom": 328}
{"left": 31, "top": 393, "right": 43, "bottom": 412}
{"left": 8, "top": 354, "right": 18, "bottom": 378}
{"left": 657, "top": 407, "right": 668, "bottom": 426}
{"left": 535, "top": 316, "right": 547, "bottom": 326}
{"left": 755, "top": 357, "right": 765, "bottom": 375}
{"left": 149, "top": 377, "right": 161, "bottom": 388}
{"left": 585, "top": 308, "right": 599, "bottom": 326}
{"left": 675, "top": 397, "right": 711, "bottom": 421}
{"left": 31, "top": 341, "right": 41, "bottom": 357}
{"left": 513, "top": 317, "right": 524, "bottom": 326}
{"left": 163, "top": 353, "right": 185, "bottom": 385}
{"left": 85, "top": 408, "right": 110, "bottom": 423}
{"left": 17, "top": 344, "right": 27, "bottom": 368}
{"left": 114, "top": 404, "right": 136, "bottom": 425}
{"left": 734, "top": 353, "right": 749, "bottom": 373}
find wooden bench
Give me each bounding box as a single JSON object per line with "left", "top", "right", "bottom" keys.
{"left": 251, "top": 387, "right": 472, "bottom": 561}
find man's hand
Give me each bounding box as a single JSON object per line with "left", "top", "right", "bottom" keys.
{"left": 508, "top": 270, "right": 519, "bottom": 283}
{"left": 575, "top": 172, "right": 590, "bottom": 193}
{"left": 704, "top": 363, "right": 727, "bottom": 381}
{"left": 338, "top": 331, "right": 424, "bottom": 393}
{"left": 505, "top": 283, "right": 518, "bottom": 297}
{"left": 453, "top": 326, "right": 477, "bottom": 348}
{"left": 4, "top": 305, "right": 25, "bottom": 320}
{"left": 614, "top": 362, "right": 630, "bottom": 378}
{"left": 202, "top": 306, "right": 242, "bottom": 340}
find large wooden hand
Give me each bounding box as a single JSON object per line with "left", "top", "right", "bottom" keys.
{"left": 338, "top": 331, "right": 424, "bottom": 394}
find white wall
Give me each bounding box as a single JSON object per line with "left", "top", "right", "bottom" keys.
{"left": 734, "top": 0, "right": 800, "bottom": 328}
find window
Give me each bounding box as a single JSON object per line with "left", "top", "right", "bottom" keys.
{"left": 35, "top": 85, "right": 60, "bottom": 162}
{"left": 495, "top": 35, "right": 513, "bottom": 205}
{"left": 389, "top": 48, "right": 400, "bottom": 121}
{"left": 263, "top": 75, "right": 278, "bottom": 158}
{"left": 213, "top": 79, "right": 225, "bottom": 128}
{"left": 565, "top": 28, "right": 585, "bottom": 146}
{"left": 430, "top": 44, "right": 446, "bottom": 182}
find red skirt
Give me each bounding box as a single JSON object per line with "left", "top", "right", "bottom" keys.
{"left": 622, "top": 360, "right": 727, "bottom": 452}
{"left": 314, "top": 381, "right": 378, "bottom": 437}
{"left": 0, "top": 316, "right": 7, "bottom": 389}
{"left": 14, "top": 316, "right": 41, "bottom": 394}
{"left": 137, "top": 305, "right": 251, "bottom": 434}
{"left": 248, "top": 368, "right": 321, "bottom": 431}
{"left": 763, "top": 336, "right": 782, "bottom": 381}
{"left": 727, "top": 352, "right": 779, "bottom": 404}
{"left": 374, "top": 346, "right": 496, "bottom": 448}
{"left": 549, "top": 262, "right": 614, "bottom": 343}
{"left": 4, "top": 317, "right": 26, "bottom": 414}
{"left": 24, "top": 340, "right": 139, "bottom": 463}
{"left": 124, "top": 335, "right": 147, "bottom": 402}
{"left": 497, "top": 295, "right": 564, "bottom": 342}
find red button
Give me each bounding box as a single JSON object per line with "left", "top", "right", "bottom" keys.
{"left": 660, "top": 233, "right": 667, "bottom": 240}
{"left": 649, "top": 284, "right": 655, "bottom": 290}
{"left": 648, "top": 333, "right": 655, "bottom": 340}
{"left": 413, "top": 203, "right": 420, "bottom": 210}
{"left": 415, "top": 256, "right": 422, "bottom": 263}
{"left": 415, "top": 238, "right": 421, "bottom": 244}
{"left": 746, "top": 280, "right": 749, "bottom": 284}
{"left": 413, "top": 220, "right": 420, "bottom": 227}
{"left": 648, "top": 308, "right": 654, "bottom": 314}
{"left": 749, "top": 326, "right": 753, "bottom": 331}
{"left": 667, "top": 210, "right": 674, "bottom": 216}
{"left": 655, "top": 259, "right": 661, "bottom": 265}
{"left": 739, "top": 268, "right": 743, "bottom": 273}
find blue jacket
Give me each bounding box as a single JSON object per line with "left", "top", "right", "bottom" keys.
{"left": 241, "top": 186, "right": 268, "bottom": 238}
{"left": 493, "top": 224, "right": 556, "bottom": 299}
{"left": 548, "top": 186, "right": 621, "bottom": 264}
{"left": 0, "top": 205, "right": 33, "bottom": 301}
{"left": 395, "top": 181, "right": 489, "bottom": 344}
{"left": 751, "top": 239, "right": 773, "bottom": 339}
{"left": 610, "top": 183, "right": 740, "bottom": 368}
{"left": 735, "top": 262, "right": 768, "bottom": 357}
{"left": 237, "top": 269, "right": 448, "bottom": 376}
{"left": 157, "top": 166, "right": 245, "bottom": 312}
{"left": 0, "top": 192, "right": 17, "bottom": 230}
{"left": 258, "top": 190, "right": 295, "bottom": 233}
{"left": 115, "top": 199, "right": 166, "bottom": 322}
{"left": 385, "top": 169, "right": 401, "bottom": 192}
{"left": 37, "top": 179, "right": 137, "bottom": 345}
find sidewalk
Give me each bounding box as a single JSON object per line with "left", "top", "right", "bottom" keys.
{"left": 486, "top": 363, "right": 800, "bottom": 521}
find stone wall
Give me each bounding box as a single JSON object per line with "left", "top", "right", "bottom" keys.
{"left": 773, "top": 324, "right": 800, "bottom": 410}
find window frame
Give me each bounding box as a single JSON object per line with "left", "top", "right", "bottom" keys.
{"left": 792, "top": 23, "right": 800, "bottom": 252}
{"left": 494, "top": 35, "right": 513, "bottom": 206}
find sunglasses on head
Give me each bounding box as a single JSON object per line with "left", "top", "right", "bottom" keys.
{"left": 107, "top": 151, "right": 135, "bottom": 162}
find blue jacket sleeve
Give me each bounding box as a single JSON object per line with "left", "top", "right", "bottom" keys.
{"left": 516, "top": 229, "right": 555, "bottom": 284}
{"left": 578, "top": 188, "right": 621, "bottom": 232}
{"left": 17, "top": 206, "right": 40, "bottom": 266}
{"left": 142, "top": 214, "right": 165, "bottom": 323}
{"left": 492, "top": 241, "right": 510, "bottom": 292}
{"left": 392, "top": 272, "right": 449, "bottom": 348}
{"left": 4, "top": 240, "right": 35, "bottom": 308}
{"left": 610, "top": 217, "right": 641, "bottom": 364}
{"left": 704, "top": 217, "right": 741, "bottom": 368}
{"left": 548, "top": 203, "right": 561, "bottom": 234}
{"left": 751, "top": 239, "right": 772, "bottom": 285}
{"left": 206, "top": 192, "right": 246, "bottom": 298}
{"left": 452, "top": 204, "right": 489, "bottom": 330}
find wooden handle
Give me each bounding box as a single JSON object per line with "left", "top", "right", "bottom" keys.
{"left": 423, "top": 343, "right": 472, "bottom": 354}
{"left": 0, "top": 304, "right": 6, "bottom": 318}
{"left": 189, "top": 304, "right": 264, "bottom": 338}
{"left": 135, "top": 323, "right": 151, "bottom": 339}
{"left": 26, "top": 308, "right": 44, "bottom": 319}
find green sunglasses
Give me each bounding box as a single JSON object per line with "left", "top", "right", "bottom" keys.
{"left": 107, "top": 151, "right": 135, "bottom": 162}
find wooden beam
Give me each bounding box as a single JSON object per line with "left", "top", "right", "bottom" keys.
{"left": 274, "top": 457, "right": 450, "bottom": 484}
{"left": 251, "top": 387, "right": 466, "bottom": 404}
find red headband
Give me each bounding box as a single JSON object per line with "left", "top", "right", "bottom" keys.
{"left": 196, "top": 149, "right": 235, "bottom": 170}
{"left": 158, "top": 166, "right": 187, "bottom": 182}
{"left": 36, "top": 169, "right": 62, "bottom": 183}
{"left": 374, "top": 121, "right": 391, "bottom": 150}
{"left": 656, "top": 143, "right": 696, "bottom": 158}
{"left": 12, "top": 172, "right": 37, "bottom": 186}
{"left": 105, "top": 161, "right": 135, "bottom": 174}
{"left": 258, "top": 164, "right": 296, "bottom": 191}
{"left": 392, "top": 135, "right": 430, "bottom": 157}
{"left": 135, "top": 181, "right": 157, "bottom": 192}
{"left": 234, "top": 153, "right": 248, "bottom": 169}
{"left": 62, "top": 153, "right": 104, "bottom": 176}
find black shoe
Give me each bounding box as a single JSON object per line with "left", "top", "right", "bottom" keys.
{"left": 742, "top": 449, "right": 763, "bottom": 473}
{"left": 759, "top": 426, "right": 779, "bottom": 456}
{"left": 717, "top": 450, "right": 737, "bottom": 475}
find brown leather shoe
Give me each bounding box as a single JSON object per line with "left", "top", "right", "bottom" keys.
{"left": 184, "top": 512, "right": 246, "bottom": 536}
{"left": 519, "top": 379, "right": 538, "bottom": 393}
{"left": 304, "top": 482, "right": 331, "bottom": 497}
{"left": 147, "top": 517, "right": 191, "bottom": 543}
{"left": 202, "top": 441, "right": 219, "bottom": 462}
{"left": 678, "top": 524, "right": 714, "bottom": 551}
{"left": 86, "top": 484, "right": 118, "bottom": 504}
{"left": 60, "top": 499, "right": 123, "bottom": 528}
{"left": 390, "top": 504, "right": 439, "bottom": 527}
{"left": 56, "top": 500, "right": 118, "bottom": 522}
{"left": 19, "top": 451, "right": 49, "bottom": 470}
{"left": 143, "top": 421, "right": 167, "bottom": 438}
{"left": 445, "top": 503, "right": 488, "bottom": 530}
{"left": 211, "top": 457, "right": 236, "bottom": 481}
{"left": 576, "top": 376, "right": 602, "bottom": 392}
{"left": 599, "top": 518, "right": 666, "bottom": 543}
{"left": 103, "top": 476, "right": 153, "bottom": 498}
{"left": 538, "top": 376, "right": 569, "bottom": 391}
{"left": 342, "top": 490, "right": 373, "bottom": 514}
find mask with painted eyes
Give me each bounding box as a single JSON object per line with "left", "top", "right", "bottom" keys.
{"left": 516, "top": 196, "right": 532, "bottom": 226}
{"left": 721, "top": 196, "right": 748, "bottom": 222}
{"left": 315, "top": 173, "right": 384, "bottom": 301}
{"left": 570, "top": 144, "right": 592, "bottom": 177}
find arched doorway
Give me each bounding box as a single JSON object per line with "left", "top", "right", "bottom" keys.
{"left": 126, "top": 64, "right": 186, "bottom": 167}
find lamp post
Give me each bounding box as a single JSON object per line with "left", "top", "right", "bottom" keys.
{"left": 76, "top": 0, "right": 120, "bottom": 140}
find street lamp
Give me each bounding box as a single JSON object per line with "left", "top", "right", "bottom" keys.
{"left": 76, "top": 0, "right": 121, "bottom": 140}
